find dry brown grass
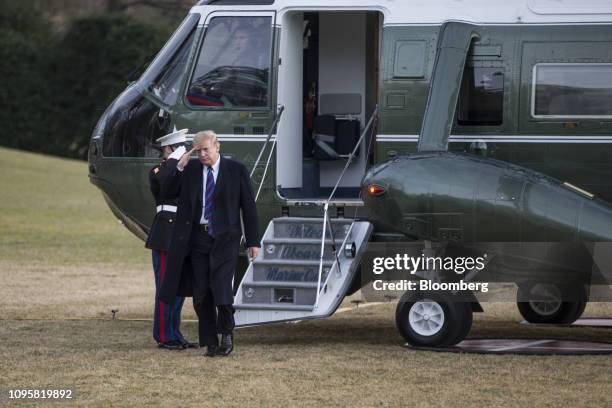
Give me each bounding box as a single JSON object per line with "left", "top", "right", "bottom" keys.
{"left": 0, "top": 258, "right": 611, "bottom": 407}
{"left": 0, "top": 261, "right": 196, "bottom": 321}
{"left": 0, "top": 297, "right": 611, "bottom": 407}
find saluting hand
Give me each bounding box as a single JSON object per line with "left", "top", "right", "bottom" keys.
{"left": 177, "top": 147, "right": 195, "bottom": 171}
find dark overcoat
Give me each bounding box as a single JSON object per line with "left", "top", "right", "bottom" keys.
{"left": 159, "top": 156, "right": 260, "bottom": 306}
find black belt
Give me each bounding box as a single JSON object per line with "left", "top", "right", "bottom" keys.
{"left": 198, "top": 223, "right": 209, "bottom": 232}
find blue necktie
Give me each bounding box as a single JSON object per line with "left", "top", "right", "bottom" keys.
{"left": 205, "top": 166, "right": 215, "bottom": 236}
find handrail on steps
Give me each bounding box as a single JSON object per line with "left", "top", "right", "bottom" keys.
{"left": 314, "top": 105, "right": 379, "bottom": 308}
{"left": 241, "top": 105, "right": 285, "bottom": 252}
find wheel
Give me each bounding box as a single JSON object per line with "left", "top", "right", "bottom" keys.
{"left": 517, "top": 282, "right": 587, "bottom": 324}
{"left": 396, "top": 290, "right": 473, "bottom": 347}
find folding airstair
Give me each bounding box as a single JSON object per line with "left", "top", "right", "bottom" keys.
{"left": 235, "top": 217, "right": 373, "bottom": 326}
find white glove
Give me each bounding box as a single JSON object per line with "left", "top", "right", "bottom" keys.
{"left": 168, "top": 145, "right": 186, "bottom": 160}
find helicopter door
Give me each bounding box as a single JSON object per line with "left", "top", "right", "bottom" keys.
{"left": 179, "top": 11, "right": 278, "bottom": 174}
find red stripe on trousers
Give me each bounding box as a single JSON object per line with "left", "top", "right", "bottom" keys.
{"left": 159, "top": 251, "right": 166, "bottom": 343}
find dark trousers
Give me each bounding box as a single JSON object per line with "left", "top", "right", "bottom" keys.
{"left": 190, "top": 227, "right": 235, "bottom": 347}
{"left": 152, "top": 250, "right": 184, "bottom": 343}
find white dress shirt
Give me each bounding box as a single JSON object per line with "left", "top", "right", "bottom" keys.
{"left": 200, "top": 157, "right": 220, "bottom": 225}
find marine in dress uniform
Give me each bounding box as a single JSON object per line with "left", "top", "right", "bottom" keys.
{"left": 145, "top": 129, "right": 197, "bottom": 350}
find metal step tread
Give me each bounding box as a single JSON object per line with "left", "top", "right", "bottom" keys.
{"left": 273, "top": 217, "right": 354, "bottom": 223}
{"left": 234, "top": 303, "right": 314, "bottom": 311}
{"left": 281, "top": 198, "right": 364, "bottom": 206}
{"left": 252, "top": 259, "right": 335, "bottom": 266}
{"left": 242, "top": 281, "right": 319, "bottom": 288}
{"left": 263, "top": 237, "right": 346, "bottom": 245}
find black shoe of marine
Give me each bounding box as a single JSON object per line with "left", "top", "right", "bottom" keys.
{"left": 179, "top": 338, "right": 199, "bottom": 349}
{"left": 158, "top": 340, "right": 184, "bottom": 350}
{"left": 217, "top": 333, "right": 233, "bottom": 357}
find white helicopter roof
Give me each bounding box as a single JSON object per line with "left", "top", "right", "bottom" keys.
{"left": 191, "top": 0, "right": 612, "bottom": 25}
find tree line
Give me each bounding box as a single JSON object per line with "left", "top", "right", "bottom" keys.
{"left": 0, "top": 0, "right": 191, "bottom": 160}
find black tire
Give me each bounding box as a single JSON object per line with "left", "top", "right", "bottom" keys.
{"left": 572, "top": 298, "right": 588, "bottom": 322}
{"left": 396, "top": 290, "right": 473, "bottom": 347}
{"left": 517, "top": 283, "right": 587, "bottom": 324}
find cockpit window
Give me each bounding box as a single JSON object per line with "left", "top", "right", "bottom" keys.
{"left": 140, "top": 13, "right": 200, "bottom": 96}
{"left": 187, "top": 16, "right": 272, "bottom": 108}
{"left": 102, "top": 87, "right": 172, "bottom": 158}
{"left": 148, "top": 25, "right": 197, "bottom": 105}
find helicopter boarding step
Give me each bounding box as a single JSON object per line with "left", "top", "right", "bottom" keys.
{"left": 235, "top": 217, "right": 372, "bottom": 326}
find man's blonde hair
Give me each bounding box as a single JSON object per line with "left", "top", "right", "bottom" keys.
{"left": 193, "top": 130, "right": 221, "bottom": 150}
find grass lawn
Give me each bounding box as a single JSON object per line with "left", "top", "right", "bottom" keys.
{"left": 0, "top": 147, "right": 148, "bottom": 266}
{"left": 0, "top": 147, "right": 610, "bottom": 407}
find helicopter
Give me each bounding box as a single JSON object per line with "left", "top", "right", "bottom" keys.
{"left": 89, "top": 0, "right": 612, "bottom": 347}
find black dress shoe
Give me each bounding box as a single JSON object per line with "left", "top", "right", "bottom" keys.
{"left": 217, "top": 333, "right": 233, "bottom": 356}
{"left": 179, "top": 339, "right": 199, "bottom": 349}
{"left": 158, "top": 340, "right": 184, "bottom": 350}
{"left": 204, "top": 345, "right": 217, "bottom": 357}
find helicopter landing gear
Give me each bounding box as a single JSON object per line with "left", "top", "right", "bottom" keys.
{"left": 396, "top": 290, "right": 473, "bottom": 347}
{"left": 516, "top": 282, "right": 587, "bottom": 324}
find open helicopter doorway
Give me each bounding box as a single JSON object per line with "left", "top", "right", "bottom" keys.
{"left": 276, "top": 10, "right": 381, "bottom": 203}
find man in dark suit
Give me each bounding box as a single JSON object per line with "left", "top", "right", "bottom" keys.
{"left": 159, "top": 130, "right": 260, "bottom": 357}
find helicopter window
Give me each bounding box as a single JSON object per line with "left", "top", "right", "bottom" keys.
{"left": 102, "top": 87, "right": 171, "bottom": 158}
{"left": 140, "top": 14, "right": 200, "bottom": 91}
{"left": 148, "top": 22, "right": 197, "bottom": 106}
{"left": 187, "top": 16, "right": 272, "bottom": 108}
{"left": 533, "top": 63, "right": 612, "bottom": 118}
{"left": 457, "top": 67, "right": 504, "bottom": 126}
